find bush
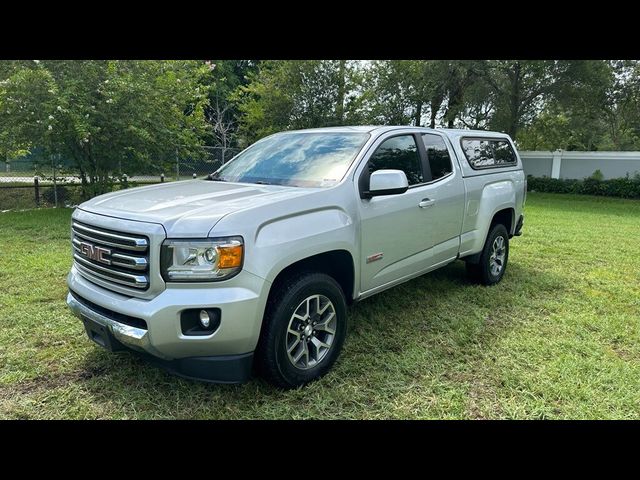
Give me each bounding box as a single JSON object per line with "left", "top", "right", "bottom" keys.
{"left": 527, "top": 173, "right": 640, "bottom": 199}
{"left": 41, "top": 185, "right": 69, "bottom": 205}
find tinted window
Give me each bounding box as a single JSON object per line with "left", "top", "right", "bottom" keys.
{"left": 213, "top": 132, "right": 369, "bottom": 187}
{"left": 368, "top": 135, "right": 423, "bottom": 185}
{"left": 461, "top": 138, "right": 517, "bottom": 169}
{"left": 422, "top": 134, "right": 453, "bottom": 180}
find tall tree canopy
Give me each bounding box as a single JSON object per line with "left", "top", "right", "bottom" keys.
{"left": 2, "top": 59, "right": 640, "bottom": 190}
{"left": 202, "top": 60, "right": 258, "bottom": 149}
{"left": 230, "top": 59, "right": 637, "bottom": 151}
{"left": 233, "top": 60, "right": 365, "bottom": 144}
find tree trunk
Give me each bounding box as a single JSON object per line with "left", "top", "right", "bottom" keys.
{"left": 336, "top": 60, "right": 346, "bottom": 124}
{"left": 429, "top": 92, "right": 444, "bottom": 128}
{"left": 507, "top": 62, "right": 522, "bottom": 139}
{"left": 68, "top": 146, "right": 89, "bottom": 200}
{"left": 445, "top": 82, "right": 466, "bottom": 128}
{"left": 414, "top": 102, "right": 423, "bottom": 126}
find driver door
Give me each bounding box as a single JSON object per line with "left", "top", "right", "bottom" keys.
{"left": 358, "top": 133, "right": 435, "bottom": 293}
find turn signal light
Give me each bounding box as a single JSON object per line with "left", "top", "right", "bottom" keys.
{"left": 218, "top": 244, "right": 243, "bottom": 269}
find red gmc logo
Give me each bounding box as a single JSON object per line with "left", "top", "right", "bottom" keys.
{"left": 79, "top": 242, "right": 112, "bottom": 265}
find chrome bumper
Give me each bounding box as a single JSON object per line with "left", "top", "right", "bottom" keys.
{"left": 66, "top": 292, "right": 169, "bottom": 359}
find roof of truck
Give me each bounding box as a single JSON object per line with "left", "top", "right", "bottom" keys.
{"left": 435, "top": 128, "right": 511, "bottom": 138}
{"left": 286, "top": 125, "right": 511, "bottom": 139}
{"left": 285, "top": 126, "right": 387, "bottom": 134}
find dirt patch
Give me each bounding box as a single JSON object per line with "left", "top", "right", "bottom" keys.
{"left": 466, "top": 380, "right": 494, "bottom": 419}
{"left": 611, "top": 345, "right": 636, "bottom": 362}
{"left": 0, "top": 364, "right": 108, "bottom": 400}
{"left": 448, "top": 369, "right": 503, "bottom": 419}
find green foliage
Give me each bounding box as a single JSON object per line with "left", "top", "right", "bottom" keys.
{"left": 517, "top": 61, "right": 629, "bottom": 151}
{"left": 590, "top": 169, "right": 605, "bottom": 181}
{"left": 0, "top": 60, "right": 210, "bottom": 196}
{"left": 527, "top": 172, "right": 640, "bottom": 199}
{"left": 516, "top": 110, "right": 572, "bottom": 150}
{"left": 362, "top": 60, "right": 421, "bottom": 125}
{"left": 201, "top": 60, "right": 258, "bottom": 148}
{"left": 473, "top": 60, "right": 612, "bottom": 142}
{"left": 234, "top": 60, "right": 365, "bottom": 145}
{"left": 3, "top": 59, "right": 640, "bottom": 173}
{"left": 231, "top": 59, "right": 636, "bottom": 151}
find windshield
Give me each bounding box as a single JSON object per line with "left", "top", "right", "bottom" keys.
{"left": 211, "top": 131, "right": 370, "bottom": 187}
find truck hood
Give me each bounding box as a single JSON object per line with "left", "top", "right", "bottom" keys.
{"left": 78, "top": 180, "right": 314, "bottom": 237}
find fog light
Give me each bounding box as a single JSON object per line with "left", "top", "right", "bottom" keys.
{"left": 180, "top": 308, "right": 221, "bottom": 336}
{"left": 199, "top": 309, "right": 211, "bottom": 328}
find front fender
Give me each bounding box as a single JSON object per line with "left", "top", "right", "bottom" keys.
{"left": 245, "top": 207, "right": 359, "bottom": 286}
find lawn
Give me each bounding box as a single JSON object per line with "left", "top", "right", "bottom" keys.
{"left": 1, "top": 192, "right": 639, "bottom": 419}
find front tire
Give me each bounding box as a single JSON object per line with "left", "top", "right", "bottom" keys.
{"left": 466, "top": 223, "right": 509, "bottom": 285}
{"left": 256, "top": 272, "right": 348, "bottom": 388}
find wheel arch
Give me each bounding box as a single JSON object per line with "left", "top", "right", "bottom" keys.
{"left": 491, "top": 207, "right": 515, "bottom": 236}
{"left": 463, "top": 207, "right": 514, "bottom": 264}
{"left": 265, "top": 250, "right": 356, "bottom": 307}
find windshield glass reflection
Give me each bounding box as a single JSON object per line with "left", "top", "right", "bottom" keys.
{"left": 212, "top": 132, "right": 370, "bottom": 187}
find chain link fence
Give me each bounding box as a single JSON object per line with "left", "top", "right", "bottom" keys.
{"left": 0, "top": 146, "right": 240, "bottom": 211}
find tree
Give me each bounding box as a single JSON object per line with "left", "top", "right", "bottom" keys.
{"left": 515, "top": 61, "right": 619, "bottom": 150}
{"left": 473, "top": 60, "right": 614, "bottom": 143}
{"left": 0, "top": 60, "right": 209, "bottom": 196}
{"left": 439, "top": 61, "right": 481, "bottom": 128}
{"left": 598, "top": 60, "right": 640, "bottom": 150}
{"left": 362, "top": 60, "right": 483, "bottom": 129}
{"left": 363, "top": 60, "right": 419, "bottom": 126}
{"left": 202, "top": 60, "right": 258, "bottom": 151}
{"left": 234, "top": 60, "right": 364, "bottom": 144}
{"left": 476, "top": 60, "right": 558, "bottom": 138}
{"left": 0, "top": 61, "right": 43, "bottom": 162}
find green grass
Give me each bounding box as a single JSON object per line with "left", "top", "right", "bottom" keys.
{"left": 1, "top": 193, "right": 639, "bottom": 419}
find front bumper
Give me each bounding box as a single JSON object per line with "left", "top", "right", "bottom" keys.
{"left": 69, "top": 291, "right": 254, "bottom": 382}
{"left": 67, "top": 265, "right": 271, "bottom": 383}
{"left": 67, "top": 290, "right": 159, "bottom": 356}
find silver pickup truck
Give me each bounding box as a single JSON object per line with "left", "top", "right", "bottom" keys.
{"left": 66, "top": 126, "right": 525, "bottom": 387}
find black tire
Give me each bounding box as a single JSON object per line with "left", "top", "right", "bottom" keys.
{"left": 255, "top": 272, "right": 348, "bottom": 388}
{"left": 466, "top": 223, "right": 509, "bottom": 286}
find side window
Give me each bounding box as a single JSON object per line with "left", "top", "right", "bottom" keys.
{"left": 422, "top": 133, "right": 453, "bottom": 180}
{"left": 493, "top": 140, "right": 517, "bottom": 164}
{"left": 368, "top": 135, "right": 423, "bottom": 185}
{"left": 461, "top": 138, "right": 517, "bottom": 169}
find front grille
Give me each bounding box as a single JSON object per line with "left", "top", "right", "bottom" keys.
{"left": 72, "top": 221, "right": 150, "bottom": 291}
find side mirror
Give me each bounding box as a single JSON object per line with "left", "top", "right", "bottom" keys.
{"left": 366, "top": 169, "right": 409, "bottom": 197}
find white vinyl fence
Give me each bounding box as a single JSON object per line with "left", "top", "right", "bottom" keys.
{"left": 520, "top": 150, "right": 640, "bottom": 180}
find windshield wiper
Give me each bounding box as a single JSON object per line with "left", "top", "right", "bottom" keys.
{"left": 206, "top": 173, "right": 226, "bottom": 181}
{"left": 206, "top": 176, "right": 276, "bottom": 186}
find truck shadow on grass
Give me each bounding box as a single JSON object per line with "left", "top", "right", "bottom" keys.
{"left": 74, "top": 260, "right": 569, "bottom": 418}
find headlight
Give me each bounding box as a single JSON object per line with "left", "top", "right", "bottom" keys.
{"left": 160, "top": 237, "right": 244, "bottom": 282}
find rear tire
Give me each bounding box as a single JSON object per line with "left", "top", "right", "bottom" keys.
{"left": 255, "top": 272, "right": 347, "bottom": 389}
{"left": 466, "top": 223, "right": 509, "bottom": 286}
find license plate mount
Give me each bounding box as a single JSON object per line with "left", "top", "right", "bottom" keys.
{"left": 81, "top": 315, "right": 123, "bottom": 352}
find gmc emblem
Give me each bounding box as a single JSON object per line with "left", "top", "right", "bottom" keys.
{"left": 79, "top": 242, "right": 112, "bottom": 265}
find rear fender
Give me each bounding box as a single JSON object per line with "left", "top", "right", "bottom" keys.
{"left": 460, "top": 179, "right": 516, "bottom": 258}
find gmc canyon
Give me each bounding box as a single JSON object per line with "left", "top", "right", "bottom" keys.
{"left": 66, "top": 126, "right": 525, "bottom": 387}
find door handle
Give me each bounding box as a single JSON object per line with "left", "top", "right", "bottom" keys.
{"left": 418, "top": 198, "right": 435, "bottom": 208}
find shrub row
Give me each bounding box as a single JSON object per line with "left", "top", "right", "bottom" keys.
{"left": 527, "top": 173, "right": 640, "bottom": 199}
